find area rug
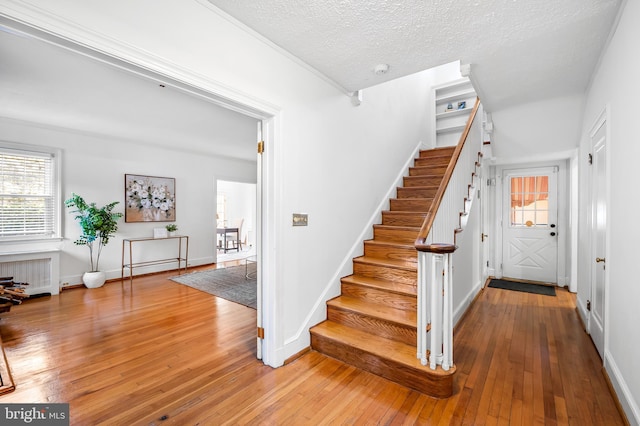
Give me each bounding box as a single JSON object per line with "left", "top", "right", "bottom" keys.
{"left": 170, "top": 265, "right": 256, "bottom": 309}
{"left": 488, "top": 279, "right": 556, "bottom": 296}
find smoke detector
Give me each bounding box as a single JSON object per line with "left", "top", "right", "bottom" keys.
{"left": 373, "top": 64, "right": 390, "bottom": 75}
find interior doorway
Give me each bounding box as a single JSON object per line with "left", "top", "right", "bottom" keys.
{"left": 216, "top": 179, "right": 257, "bottom": 262}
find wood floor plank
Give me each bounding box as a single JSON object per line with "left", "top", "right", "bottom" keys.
{"left": 0, "top": 267, "right": 626, "bottom": 425}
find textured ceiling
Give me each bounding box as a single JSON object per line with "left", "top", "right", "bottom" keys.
{"left": 207, "top": 0, "right": 622, "bottom": 111}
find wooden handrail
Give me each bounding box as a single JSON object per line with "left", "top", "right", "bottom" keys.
{"left": 415, "top": 97, "right": 481, "bottom": 251}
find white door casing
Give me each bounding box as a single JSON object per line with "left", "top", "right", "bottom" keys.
{"left": 502, "top": 167, "right": 558, "bottom": 283}
{"left": 589, "top": 117, "right": 607, "bottom": 359}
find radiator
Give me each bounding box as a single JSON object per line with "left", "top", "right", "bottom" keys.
{"left": 0, "top": 250, "right": 60, "bottom": 296}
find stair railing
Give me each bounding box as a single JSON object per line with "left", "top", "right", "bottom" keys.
{"left": 415, "top": 98, "right": 483, "bottom": 370}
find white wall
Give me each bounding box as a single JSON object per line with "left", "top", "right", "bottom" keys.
{"left": 0, "top": 118, "right": 256, "bottom": 285}
{"left": 0, "top": 0, "right": 442, "bottom": 365}
{"left": 490, "top": 93, "right": 584, "bottom": 162}
{"left": 452, "top": 191, "right": 483, "bottom": 325}
{"left": 577, "top": 1, "right": 640, "bottom": 423}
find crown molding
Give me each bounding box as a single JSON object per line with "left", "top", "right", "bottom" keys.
{"left": 0, "top": 0, "right": 281, "bottom": 119}
{"left": 193, "top": 0, "right": 350, "bottom": 96}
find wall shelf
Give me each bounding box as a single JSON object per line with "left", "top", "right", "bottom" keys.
{"left": 433, "top": 78, "right": 476, "bottom": 146}
{"left": 436, "top": 89, "right": 476, "bottom": 105}
{"left": 436, "top": 108, "right": 472, "bottom": 119}
{"left": 436, "top": 124, "right": 467, "bottom": 135}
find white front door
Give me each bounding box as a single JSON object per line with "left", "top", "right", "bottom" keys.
{"left": 590, "top": 120, "right": 607, "bottom": 359}
{"left": 502, "top": 167, "right": 558, "bottom": 283}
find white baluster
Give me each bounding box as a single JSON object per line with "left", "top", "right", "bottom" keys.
{"left": 442, "top": 252, "right": 453, "bottom": 370}
{"left": 430, "top": 253, "right": 444, "bottom": 370}
{"left": 418, "top": 251, "right": 428, "bottom": 365}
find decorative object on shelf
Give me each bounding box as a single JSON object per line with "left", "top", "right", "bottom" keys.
{"left": 458, "top": 101, "right": 466, "bottom": 110}
{"left": 65, "top": 193, "right": 123, "bottom": 288}
{"left": 125, "top": 174, "right": 176, "bottom": 223}
{"left": 447, "top": 103, "right": 453, "bottom": 111}
{"left": 166, "top": 224, "right": 178, "bottom": 237}
{"left": 153, "top": 227, "right": 168, "bottom": 239}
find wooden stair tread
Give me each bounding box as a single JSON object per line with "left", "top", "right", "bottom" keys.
{"left": 410, "top": 167, "right": 446, "bottom": 174}
{"left": 328, "top": 296, "right": 415, "bottom": 326}
{"left": 311, "top": 322, "right": 450, "bottom": 376}
{"left": 399, "top": 185, "right": 440, "bottom": 190}
{"left": 372, "top": 224, "right": 421, "bottom": 232}
{"left": 419, "top": 146, "right": 455, "bottom": 156}
{"left": 390, "top": 197, "right": 434, "bottom": 202}
{"left": 403, "top": 174, "right": 445, "bottom": 179}
{"left": 381, "top": 210, "right": 427, "bottom": 216}
{"left": 353, "top": 255, "right": 416, "bottom": 270}
{"left": 365, "top": 239, "right": 415, "bottom": 250}
{"left": 342, "top": 275, "right": 416, "bottom": 297}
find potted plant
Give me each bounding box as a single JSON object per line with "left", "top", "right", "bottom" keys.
{"left": 165, "top": 224, "right": 178, "bottom": 237}
{"left": 65, "top": 193, "right": 123, "bottom": 288}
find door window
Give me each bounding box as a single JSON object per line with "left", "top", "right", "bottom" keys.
{"left": 510, "top": 176, "right": 549, "bottom": 228}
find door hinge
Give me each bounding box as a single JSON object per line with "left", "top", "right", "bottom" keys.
{"left": 588, "top": 153, "right": 593, "bottom": 165}
{"left": 257, "top": 327, "right": 265, "bottom": 339}
{"left": 258, "top": 140, "right": 264, "bottom": 154}
{"left": 586, "top": 300, "right": 591, "bottom": 311}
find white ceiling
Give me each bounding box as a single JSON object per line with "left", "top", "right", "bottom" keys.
{"left": 207, "top": 0, "right": 623, "bottom": 111}
{"left": 0, "top": 27, "right": 259, "bottom": 162}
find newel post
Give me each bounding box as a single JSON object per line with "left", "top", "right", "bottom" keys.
{"left": 417, "top": 242, "right": 456, "bottom": 371}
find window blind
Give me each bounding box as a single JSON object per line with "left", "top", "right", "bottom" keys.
{"left": 0, "top": 148, "right": 56, "bottom": 238}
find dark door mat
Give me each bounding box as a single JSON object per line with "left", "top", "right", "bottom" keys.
{"left": 488, "top": 279, "right": 556, "bottom": 296}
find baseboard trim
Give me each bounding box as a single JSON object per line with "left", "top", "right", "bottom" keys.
{"left": 602, "top": 365, "right": 632, "bottom": 426}
{"left": 453, "top": 279, "right": 483, "bottom": 327}
{"left": 604, "top": 350, "right": 640, "bottom": 425}
{"left": 284, "top": 347, "right": 311, "bottom": 365}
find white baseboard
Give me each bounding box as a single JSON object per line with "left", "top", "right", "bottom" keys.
{"left": 61, "top": 255, "right": 214, "bottom": 287}
{"left": 604, "top": 351, "right": 640, "bottom": 426}
{"left": 575, "top": 297, "right": 589, "bottom": 330}
{"left": 453, "top": 279, "right": 483, "bottom": 326}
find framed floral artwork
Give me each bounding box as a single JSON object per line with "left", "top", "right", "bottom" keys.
{"left": 124, "top": 174, "right": 176, "bottom": 222}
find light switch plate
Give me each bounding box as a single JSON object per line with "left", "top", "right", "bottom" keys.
{"left": 292, "top": 213, "right": 308, "bottom": 226}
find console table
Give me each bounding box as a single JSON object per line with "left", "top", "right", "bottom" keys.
{"left": 121, "top": 235, "right": 189, "bottom": 284}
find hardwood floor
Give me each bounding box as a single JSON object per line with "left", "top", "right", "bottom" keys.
{"left": 0, "top": 266, "right": 625, "bottom": 425}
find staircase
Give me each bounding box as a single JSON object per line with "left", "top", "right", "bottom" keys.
{"left": 310, "top": 146, "right": 457, "bottom": 398}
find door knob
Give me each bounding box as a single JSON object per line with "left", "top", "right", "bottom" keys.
{"left": 550, "top": 224, "right": 556, "bottom": 228}
{"left": 596, "top": 257, "right": 606, "bottom": 263}
{"left": 550, "top": 232, "right": 556, "bottom": 236}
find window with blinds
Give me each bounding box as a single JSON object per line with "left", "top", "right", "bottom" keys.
{"left": 0, "top": 147, "right": 58, "bottom": 239}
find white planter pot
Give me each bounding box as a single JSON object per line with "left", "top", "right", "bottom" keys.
{"left": 83, "top": 271, "right": 106, "bottom": 288}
